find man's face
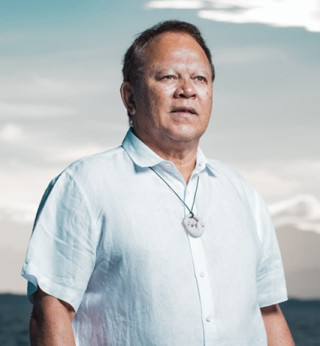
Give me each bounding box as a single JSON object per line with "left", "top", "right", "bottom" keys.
{"left": 126, "top": 32, "right": 213, "bottom": 151}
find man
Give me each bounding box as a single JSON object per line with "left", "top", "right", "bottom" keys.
{"left": 22, "top": 20, "right": 294, "bottom": 345}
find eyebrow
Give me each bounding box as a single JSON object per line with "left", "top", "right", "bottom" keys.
{"left": 150, "top": 66, "right": 211, "bottom": 76}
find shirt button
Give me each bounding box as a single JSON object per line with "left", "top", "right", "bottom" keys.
{"left": 199, "top": 272, "right": 205, "bottom": 278}
{"left": 206, "top": 316, "right": 212, "bottom": 322}
{"left": 165, "top": 163, "right": 172, "bottom": 168}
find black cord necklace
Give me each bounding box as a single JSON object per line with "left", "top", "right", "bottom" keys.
{"left": 150, "top": 167, "right": 204, "bottom": 238}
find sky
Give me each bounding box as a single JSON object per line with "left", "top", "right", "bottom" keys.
{"left": 0, "top": 0, "right": 320, "bottom": 293}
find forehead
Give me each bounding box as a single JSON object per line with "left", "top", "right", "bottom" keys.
{"left": 142, "top": 32, "right": 210, "bottom": 70}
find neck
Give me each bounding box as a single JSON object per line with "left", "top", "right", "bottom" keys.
{"left": 133, "top": 129, "right": 199, "bottom": 183}
{"left": 161, "top": 148, "right": 197, "bottom": 183}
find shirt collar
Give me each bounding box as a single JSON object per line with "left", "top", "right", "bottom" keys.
{"left": 122, "top": 128, "right": 163, "bottom": 167}
{"left": 122, "top": 128, "right": 215, "bottom": 175}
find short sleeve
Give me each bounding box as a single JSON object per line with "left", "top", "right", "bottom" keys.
{"left": 21, "top": 170, "right": 99, "bottom": 311}
{"left": 253, "top": 191, "right": 288, "bottom": 307}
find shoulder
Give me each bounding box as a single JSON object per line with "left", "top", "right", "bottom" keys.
{"left": 207, "top": 159, "right": 265, "bottom": 208}
{"left": 66, "top": 145, "right": 126, "bottom": 176}
{"left": 35, "top": 146, "right": 128, "bottom": 220}
{"left": 207, "top": 160, "right": 274, "bottom": 242}
{"left": 207, "top": 159, "right": 251, "bottom": 188}
{"left": 45, "top": 145, "right": 129, "bottom": 195}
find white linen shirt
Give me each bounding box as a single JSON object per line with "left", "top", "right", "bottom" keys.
{"left": 22, "top": 129, "right": 287, "bottom": 345}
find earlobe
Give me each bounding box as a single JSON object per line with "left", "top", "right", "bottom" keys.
{"left": 120, "top": 82, "right": 136, "bottom": 115}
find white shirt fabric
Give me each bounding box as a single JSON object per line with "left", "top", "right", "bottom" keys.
{"left": 22, "top": 128, "right": 287, "bottom": 345}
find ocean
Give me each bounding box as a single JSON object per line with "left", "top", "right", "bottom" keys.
{"left": 0, "top": 294, "right": 319, "bottom": 345}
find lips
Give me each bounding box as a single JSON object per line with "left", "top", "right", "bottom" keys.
{"left": 170, "top": 107, "right": 197, "bottom": 115}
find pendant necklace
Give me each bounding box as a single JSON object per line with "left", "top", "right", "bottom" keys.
{"left": 150, "top": 167, "right": 204, "bottom": 238}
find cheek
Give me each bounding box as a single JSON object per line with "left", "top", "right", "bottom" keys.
{"left": 204, "top": 87, "right": 212, "bottom": 98}
{"left": 149, "top": 88, "right": 172, "bottom": 110}
{"left": 203, "top": 90, "right": 213, "bottom": 109}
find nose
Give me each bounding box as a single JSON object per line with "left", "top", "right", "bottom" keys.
{"left": 174, "top": 78, "right": 196, "bottom": 98}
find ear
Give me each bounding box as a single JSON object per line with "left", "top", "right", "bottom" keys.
{"left": 120, "top": 82, "right": 136, "bottom": 116}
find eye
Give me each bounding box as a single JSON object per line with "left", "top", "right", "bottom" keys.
{"left": 162, "top": 75, "right": 176, "bottom": 80}
{"left": 194, "top": 76, "right": 207, "bottom": 83}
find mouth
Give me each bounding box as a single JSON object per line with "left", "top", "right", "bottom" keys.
{"left": 170, "top": 107, "right": 197, "bottom": 115}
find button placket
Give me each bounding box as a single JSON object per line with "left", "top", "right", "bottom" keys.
{"left": 187, "top": 237, "right": 215, "bottom": 342}
{"left": 184, "top": 174, "right": 215, "bottom": 341}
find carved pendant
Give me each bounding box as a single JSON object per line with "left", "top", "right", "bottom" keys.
{"left": 182, "top": 213, "right": 204, "bottom": 238}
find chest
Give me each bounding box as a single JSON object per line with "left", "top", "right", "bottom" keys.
{"left": 93, "top": 169, "right": 260, "bottom": 277}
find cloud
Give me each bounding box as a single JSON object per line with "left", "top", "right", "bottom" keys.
{"left": 147, "top": 0, "right": 203, "bottom": 9}
{"left": 235, "top": 159, "right": 320, "bottom": 203}
{"left": 0, "top": 123, "right": 23, "bottom": 143}
{"left": 214, "top": 45, "right": 289, "bottom": 65}
{"left": 0, "top": 73, "right": 118, "bottom": 123}
{"left": 0, "top": 203, "right": 36, "bottom": 293}
{"left": 0, "top": 72, "right": 110, "bottom": 102}
{"left": 26, "top": 75, "right": 103, "bottom": 99}
{"left": 147, "top": 0, "right": 320, "bottom": 33}
{"left": 269, "top": 194, "right": 320, "bottom": 234}
{"left": 50, "top": 144, "right": 110, "bottom": 163}
{"left": 0, "top": 101, "right": 76, "bottom": 118}
{"left": 0, "top": 74, "right": 105, "bottom": 119}
{"left": 0, "top": 202, "right": 37, "bottom": 224}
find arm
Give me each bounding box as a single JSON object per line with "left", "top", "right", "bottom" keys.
{"left": 261, "top": 304, "right": 294, "bottom": 346}
{"left": 30, "top": 287, "right": 76, "bottom": 346}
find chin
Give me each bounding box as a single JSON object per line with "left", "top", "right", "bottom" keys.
{"left": 168, "top": 130, "right": 203, "bottom": 143}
